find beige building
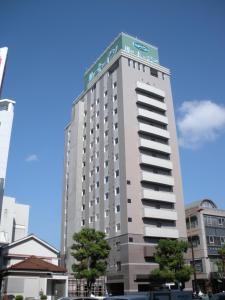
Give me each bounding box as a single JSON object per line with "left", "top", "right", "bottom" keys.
{"left": 185, "top": 199, "right": 225, "bottom": 293}
{"left": 61, "top": 33, "right": 187, "bottom": 293}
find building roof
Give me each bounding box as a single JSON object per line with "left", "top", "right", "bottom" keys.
{"left": 0, "top": 234, "right": 59, "bottom": 254}
{"left": 8, "top": 256, "right": 66, "bottom": 273}
{"left": 185, "top": 199, "right": 218, "bottom": 210}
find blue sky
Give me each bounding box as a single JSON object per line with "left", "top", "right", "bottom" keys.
{"left": 1, "top": 0, "right": 225, "bottom": 248}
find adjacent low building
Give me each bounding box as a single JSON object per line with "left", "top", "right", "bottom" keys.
{"left": 185, "top": 199, "right": 225, "bottom": 293}
{"left": 0, "top": 234, "right": 68, "bottom": 299}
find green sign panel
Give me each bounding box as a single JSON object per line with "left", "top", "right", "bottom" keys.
{"left": 84, "top": 33, "right": 159, "bottom": 90}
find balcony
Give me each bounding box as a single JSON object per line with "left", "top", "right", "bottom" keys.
{"left": 144, "top": 226, "right": 179, "bottom": 238}
{"left": 142, "top": 189, "right": 176, "bottom": 203}
{"left": 139, "top": 123, "right": 170, "bottom": 139}
{"left": 141, "top": 171, "right": 174, "bottom": 186}
{"left": 138, "top": 108, "right": 168, "bottom": 125}
{"left": 140, "top": 154, "right": 173, "bottom": 170}
{"left": 136, "top": 81, "right": 165, "bottom": 98}
{"left": 140, "top": 138, "right": 171, "bottom": 154}
{"left": 137, "top": 94, "right": 167, "bottom": 111}
{"left": 143, "top": 207, "right": 178, "bottom": 221}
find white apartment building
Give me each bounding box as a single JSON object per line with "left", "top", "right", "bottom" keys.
{"left": 61, "top": 33, "right": 187, "bottom": 293}
{"left": 0, "top": 99, "right": 15, "bottom": 211}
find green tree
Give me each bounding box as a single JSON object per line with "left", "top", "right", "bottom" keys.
{"left": 71, "top": 228, "right": 111, "bottom": 295}
{"left": 150, "top": 239, "right": 193, "bottom": 289}
{"left": 217, "top": 244, "right": 225, "bottom": 290}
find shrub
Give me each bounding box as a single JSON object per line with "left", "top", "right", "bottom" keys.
{"left": 15, "top": 296, "right": 23, "bottom": 300}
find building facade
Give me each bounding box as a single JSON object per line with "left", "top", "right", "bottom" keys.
{"left": 61, "top": 33, "right": 187, "bottom": 293}
{"left": 186, "top": 199, "right": 225, "bottom": 293}
{"left": 0, "top": 196, "right": 29, "bottom": 244}
{"left": 0, "top": 99, "right": 15, "bottom": 212}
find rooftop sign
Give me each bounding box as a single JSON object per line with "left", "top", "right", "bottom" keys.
{"left": 84, "top": 33, "right": 159, "bottom": 90}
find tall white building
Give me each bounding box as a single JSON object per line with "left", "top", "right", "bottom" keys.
{"left": 0, "top": 99, "right": 15, "bottom": 216}
{"left": 61, "top": 33, "right": 187, "bottom": 293}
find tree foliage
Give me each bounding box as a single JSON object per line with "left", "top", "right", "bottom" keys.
{"left": 71, "top": 228, "right": 111, "bottom": 295}
{"left": 150, "top": 239, "right": 193, "bottom": 289}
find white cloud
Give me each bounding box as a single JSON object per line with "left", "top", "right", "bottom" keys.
{"left": 25, "top": 154, "right": 39, "bottom": 162}
{"left": 177, "top": 100, "right": 225, "bottom": 149}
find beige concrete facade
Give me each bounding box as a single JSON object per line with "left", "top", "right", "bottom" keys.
{"left": 61, "top": 33, "right": 187, "bottom": 293}
{"left": 185, "top": 199, "right": 225, "bottom": 293}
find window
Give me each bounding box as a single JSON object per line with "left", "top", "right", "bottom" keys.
{"left": 82, "top": 161, "right": 85, "bottom": 167}
{"left": 82, "top": 189, "right": 85, "bottom": 196}
{"left": 209, "top": 236, "right": 214, "bottom": 244}
{"left": 114, "top": 153, "right": 119, "bottom": 161}
{"left": 105, "top": 176, "right": 109, "bottom": 183}
{"left": 83, "top": 148, "right": 86, "bottom": 154}
{"left": 221, "top": 237, "right": 225, "bottom": 245}
{"left": 128, "top": 59, "right": 131, "bottom": 66}
{"left": 104, "top": 130, "right": 108, "bottom": 137}
{"left": 90, "top": 128, "right": 94, "bottom": 134}
{"left": 104, "top": 116, "right": 108, "bottom": 123}
{"left": 105, "top": 192, "right": 109, "bottom": 200}
{"left": 96, "top": 197, "right": 99, "bottom": 204}
{"left": 113, "top": 95, "right": 117, "bottom": 101}
{"left": 115, "top": 170, "right": 119, "bottom": 177}
{"left": 116, "top": 205, "right": 120, "bottom": 213}
{"left": 128, "top": 217, "right": 132, "bottom": 222}
{"left": 96, "top": 166, "right": 99, "bottom": 173}
{"left": 104, "top": 91, "right": 107, "bottom": 97}
{"left": 218, "top": 218, "right": 223, "bottom": 226}
{"left": 96, "top": 151, "right": 99, "bottom": 158}
{"left": 89, "top": 216, "right": 94, "bottom": 223}
{"left": 113, "top": 82, "right": 117, "bottom": 88}
{"left": 143, "top": 65, "right": 145, "bottom": 72}
{"left": 104, "top": 160, "right": 109, "bottom": 167}
{"left": 96, "top": 123, "right": 99, "bottom": 129}
{"left": 114, "top": 123, "right": 118, "bottom": 130}
{"left": 116, "top": 241, "right": 120, "bottom": 250}
{"left": 105, "top": 227, "right": 109, "bottom": 234}
{"left": 96, "top": 98, "right": 100, "bottom": 104}
{"left": 90, "top": 185, "right": 94, "bottom": 192}
{"left": 115, "top": 187, "right": 120, "bottom": 195}
{"left": 156, "top": 222, "right": 162, "bottom": 228}
{"left": 90, "top": 156, "right": 94, "bottom": 162}
{"left": 127, "top": 199, "right": 131, "bottom": 203}
{"left": 105, "top": 209, "right": 109, "bottom": 217}
{"left": 127, "top": 180, "right": 131, "bottom": 185}
{"left": 82, "top": 175, "right": 85, "bottom": 181}
{"left": 95, "top": 214, "right": 99, "bottom": 221}
{"left": 114, "top": 137, "right": 118, "bottom": 145}
{"left": 129, "top": 237, "right": 133, "bottom": 242}
{"left": 150, "top": 68, "right": 158, "bottom": 77}
{"left": 114, "top": 108, "right": 118, "bottom": 115}
{"left": 116, "top": 261, "right": 121, "bottom": 271}
{"left": 116, "top": 223, "right": 121, "bottom": 231}
{"left": 89, "top": 200, "right": 94, "bottom": 207}
{"left": 104, "top": 145, "right": 108, "bottom": 152}
{"left": 138, "top": 63, "right": 141, "bottom": 70}
{"left": 82, "top": 204, "right": 85, "bottom": 211}
{"left": 96, "top": 111, "right": 99, "bottom": 117}
{"left": 104, "top": 103, "right": 108, "bottom": 110}
{"left": 96, "top": 182, "right": 99, "bottom": 188}
{"left": 81, "top": 219, "right": 85, "bottom": 226}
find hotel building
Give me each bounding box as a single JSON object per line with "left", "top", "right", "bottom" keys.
{"left": 61, "top": 33, "right": 187, "bottom": 293}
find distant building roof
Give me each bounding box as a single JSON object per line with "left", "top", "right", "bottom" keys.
{"left": 8, "top": 256, "right": 66, "bottom": 273}
{"left": 185, "top": 199, "right": 218, "bottom": 210}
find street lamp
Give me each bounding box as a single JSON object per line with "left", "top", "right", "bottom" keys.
{"left": 188, "top": 208, "right": 204, "bottom": 295}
